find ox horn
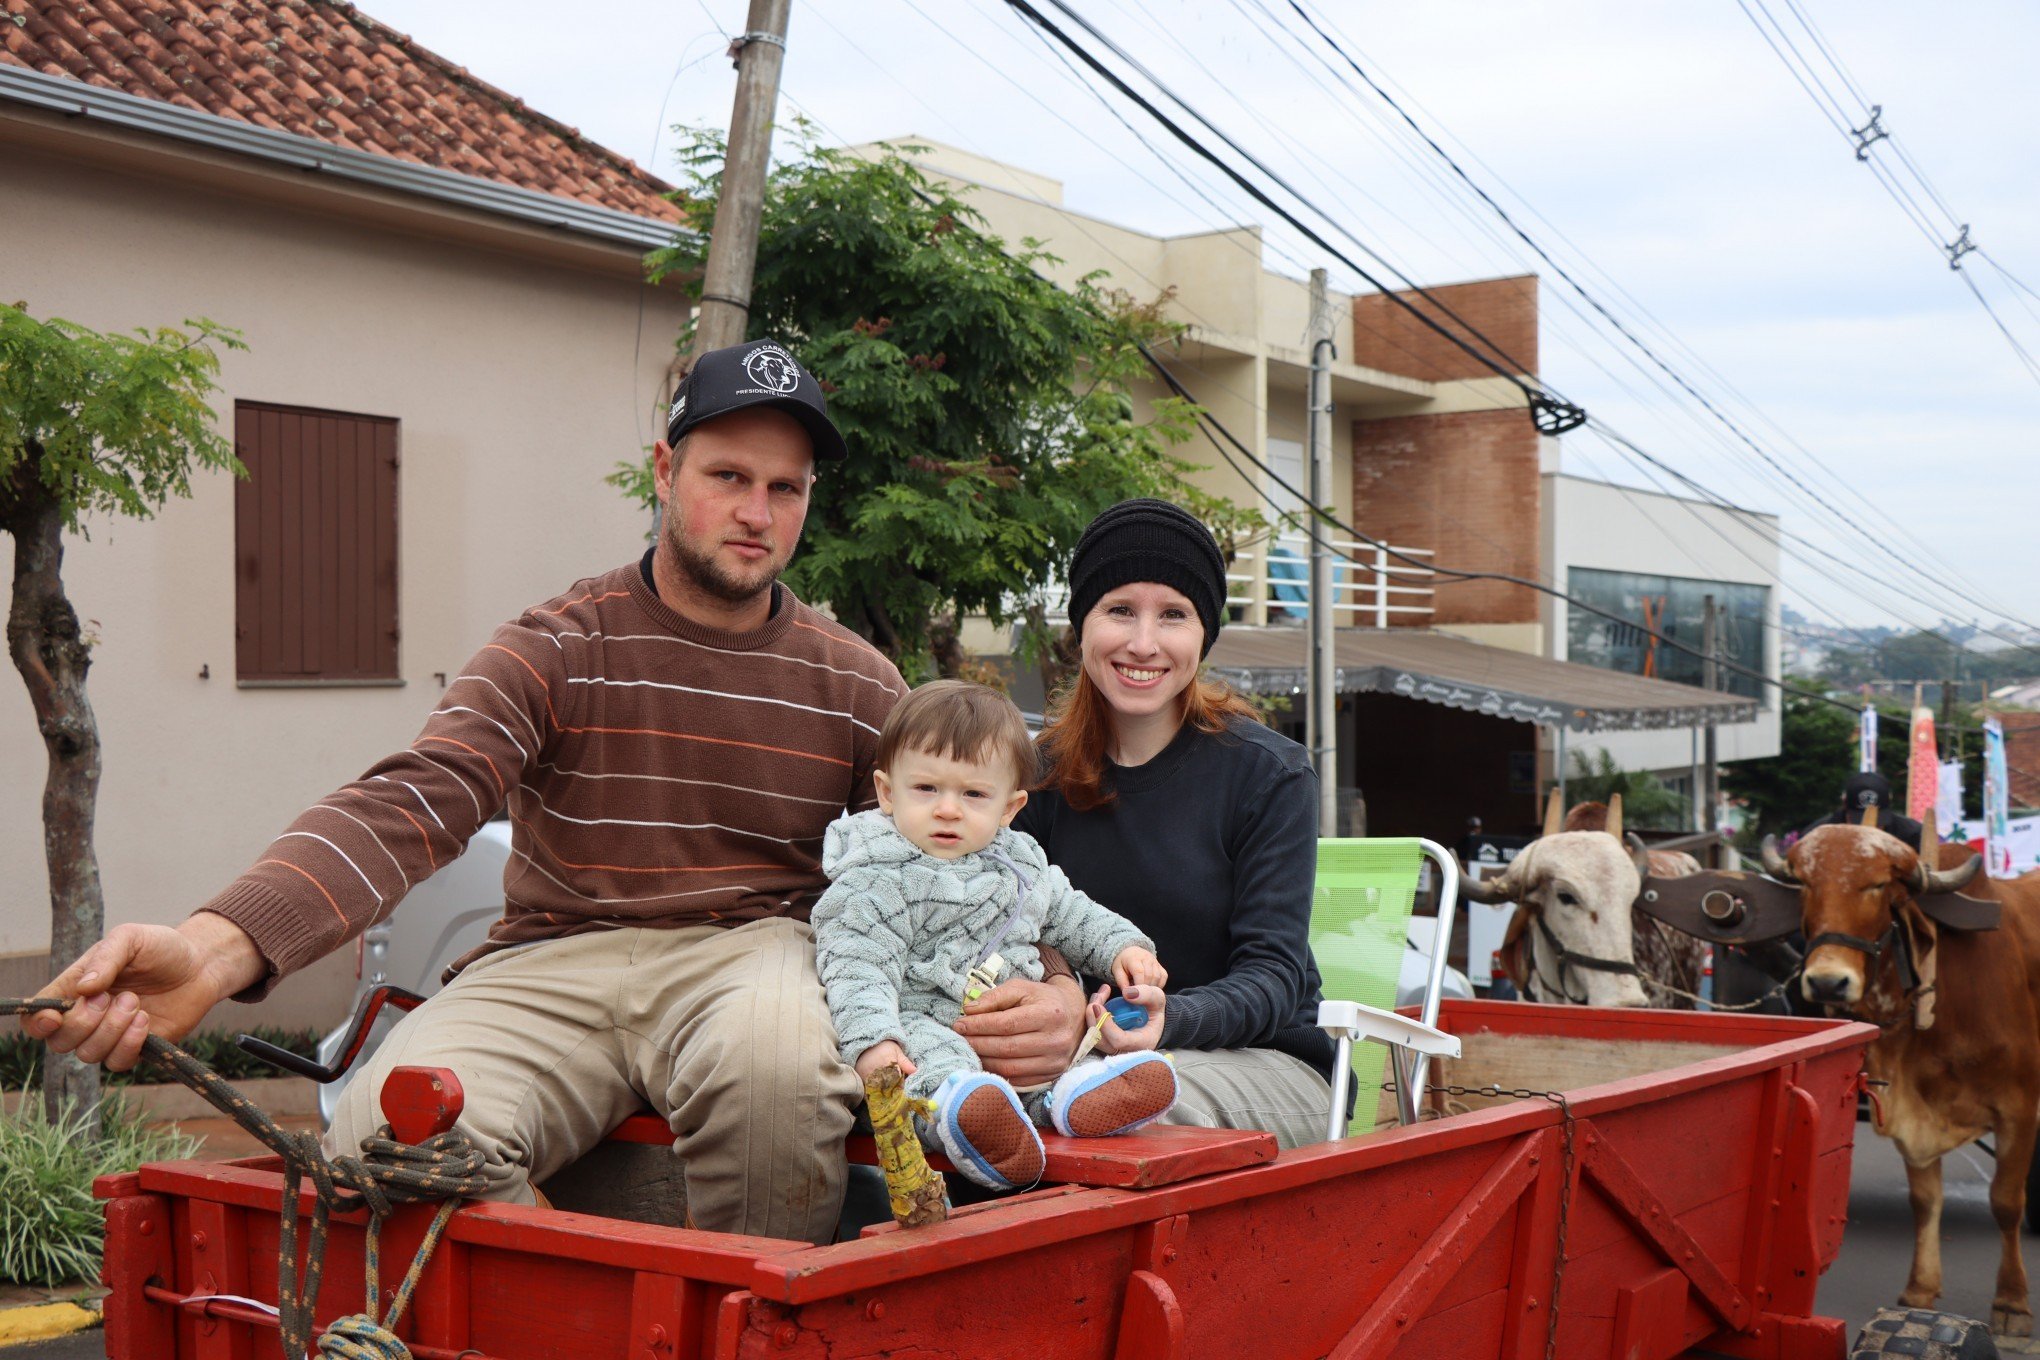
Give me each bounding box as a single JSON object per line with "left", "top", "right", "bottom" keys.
{"left": 1460, "top": 867, "right": 1518, "bottom": 904}
{"left": 1625, "top": 831, "right": 1653, "bottom": 878}
{"left": 1606, "top": 793, "right": 1625, "bottom": 841}
{"left": 1907, "top": 811, "right": 1984, "bottom": 896}
{"left": 1542, "top": 787, "right": 1564, "bottom": 838}
{"left": 1860, "top": 803, "right": 1879, "bottom": 827}
{"left": 1760, "top": 835, "right": 1797, "bottom": 882}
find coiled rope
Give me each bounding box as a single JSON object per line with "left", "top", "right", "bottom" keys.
{"left": 6, "top": 997, "right": 486, "bottom": 1360}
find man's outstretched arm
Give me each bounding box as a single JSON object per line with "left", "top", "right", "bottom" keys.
{"left": 25, "top": 911, "right": 265, "bottom": 1070}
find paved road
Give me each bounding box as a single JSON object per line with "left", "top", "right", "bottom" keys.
{"left": 17, "top": 1120, "right": 2039, "bottom": 1359}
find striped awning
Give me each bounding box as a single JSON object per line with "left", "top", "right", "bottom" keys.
{"left": 1205, "top": 627, "right": 1760, "bottom": 733}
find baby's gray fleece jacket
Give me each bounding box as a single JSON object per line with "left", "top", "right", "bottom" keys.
{"left": 812, "top": 810, "right": 1154, "bottom": 1066}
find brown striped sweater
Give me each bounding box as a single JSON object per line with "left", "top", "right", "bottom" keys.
{"left": 204, "top": 553, "right": 908, "bottom": 998}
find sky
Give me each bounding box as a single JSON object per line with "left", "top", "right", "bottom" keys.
{"left": 358, "top": 0, "right": 2040, "bottom": 636}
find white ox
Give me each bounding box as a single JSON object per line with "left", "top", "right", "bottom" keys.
{"left": 1462, "top": 792, "right": 1703, "bottom": 1008}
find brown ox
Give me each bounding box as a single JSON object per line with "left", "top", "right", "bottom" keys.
{"left": 1765, "top": 820, "right": 2040, "bottom": 1335}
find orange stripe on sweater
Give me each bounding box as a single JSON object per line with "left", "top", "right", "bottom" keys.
{"left": 417, "top": 735, "right": 507, "bottom": 794}
{"left": 532, "top": 590, "right": 630, "bottom": 618}
{"left": 343, "top": 787, "right": 436, "bottom": 872}
{"left": 560, "top": 725, "right": 851, "bottom": 767}
{"left": 257, "top": 858, "right": 347, "bottom": 929}
{"left": 482, "top": 644, "right": 559, "bottom": 727}
{"left": 513, "top": 816, "right": 779, "bottom": 875}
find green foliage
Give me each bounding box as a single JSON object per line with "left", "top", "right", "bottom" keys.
{"left": 0, "top": 1094, "right": 196, "bottom": 1287}
{"left": 1564, "top": 749, "right": 1687, "bottom": 830}
{"left": 0, "top": 1027, "right": 320, "bottom": 1091}
{"left": 622, "top": 128, "right": 1258, "bottom": 678}
{"left": 0, "top": 305, "right": 244, "bottom": 530}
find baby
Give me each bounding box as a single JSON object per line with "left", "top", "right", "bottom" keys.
{"left": 813, "top": 680, "right": 1176, "bottom": 1191}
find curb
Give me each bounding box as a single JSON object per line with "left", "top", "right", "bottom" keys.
{"left": 0, "top": 1300, "right": 100, "bottom": 1348}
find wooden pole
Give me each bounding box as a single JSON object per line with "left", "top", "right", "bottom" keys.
{"left": 1306, "top": 268, "right": 1337, "bottom": 836}
{"left": 690, "top": 0, "right": 792, "bottom": 361}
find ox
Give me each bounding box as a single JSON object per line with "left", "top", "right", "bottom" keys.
{"left": 1462, "top": 791, "right": 1699, "bottom": 1009}
{"left": 1763, "top": 817, "right": 2040, "bottom": 1336}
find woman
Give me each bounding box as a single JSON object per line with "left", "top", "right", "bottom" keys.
{"left": 1012, "top": 499, "right": 1334, "bottom": 1150}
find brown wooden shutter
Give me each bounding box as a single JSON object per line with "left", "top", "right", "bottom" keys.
{"left": 234, "top": 402, "right": 399, "bottom": 682}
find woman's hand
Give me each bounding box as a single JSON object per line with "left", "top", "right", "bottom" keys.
{"left": 1095, "top": 983, "right": 1164, "bottom": 1054}
{"left": 1112, "top": 946, "right": 1167, "bottom": 992}
{"left": 853, "top": 1039, "right": 915, "bottom": 1083}
{"left": 953, "top": 976, "right": 1086, "bottom": 1086}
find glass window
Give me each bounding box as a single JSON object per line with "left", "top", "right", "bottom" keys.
{"left": 1566, "top": 568, "right": 1768, "bottom": 702}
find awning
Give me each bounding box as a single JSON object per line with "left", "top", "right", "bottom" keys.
{"left": 1205, "top": 627, "right": 1761, "bottom": 733}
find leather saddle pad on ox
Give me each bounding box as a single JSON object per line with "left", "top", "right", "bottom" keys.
{"left": 1634, "top": 871, "right": 2002, "bottom": 945}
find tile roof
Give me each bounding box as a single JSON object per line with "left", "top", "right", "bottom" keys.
{"left": 1, "top": 0, "right": 681, "bottom": 224}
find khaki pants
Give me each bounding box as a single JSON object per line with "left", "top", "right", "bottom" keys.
{"left": 325, "top": 918, "right": 861, "bottom": 1244}
{"left": 1161, "top": 1048, "right": 1334, "bottom": 1151}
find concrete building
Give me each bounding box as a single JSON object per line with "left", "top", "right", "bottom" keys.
{"left": 0, "top": 1, "right": 689, "bottom": 1025}
{"left": 1542, "top": 471, "right": 1784, "bottom": 818}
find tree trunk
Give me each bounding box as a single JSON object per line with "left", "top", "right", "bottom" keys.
{"left": 3, "top": 456, "right": 105, "bottom": 1130}
{"left": 928, "top": 610, "right": 966, "bottom": 681}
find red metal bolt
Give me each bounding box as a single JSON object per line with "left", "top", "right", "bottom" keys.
{"left": 865, "top": 1300, "right": 886, "bottom": 1321}
{"left": 138, "top": 1219, "right": 154, "bottom": 1237}
{"left": 1162, "top": 1246, "right": 1178, "bottom": 1265}
{"left": 192, "top": 1231, "right": 209, "bottom": 1251}
{"left": 775, "top": 1322, "right": 799, "bottom": 1349}
{"left": 645, "top": 1323, "right": 668, "bottom": 1351}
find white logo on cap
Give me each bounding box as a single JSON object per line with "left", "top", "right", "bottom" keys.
{"left": 744, "top": 345, "right": 802, "bottom": 394}
{"left": 668, "top": 391, "right": 687, "bottom": 422}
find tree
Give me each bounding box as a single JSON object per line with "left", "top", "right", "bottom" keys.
{"left": 1564, "top": 749, "right": 1687, "bottom": 829}
{"left": 617, "top": 129, "right": 1258, "bottom": 682}
{"left": 1, "top": 304, "right": 243, "bottom": 1124}
{"left": 1722, "top": 685, "right": 1858, "bottom": 840}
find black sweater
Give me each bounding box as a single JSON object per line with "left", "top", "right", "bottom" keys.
{"left": 1015, "top": 716, "right": 1335, "bottom": 1081}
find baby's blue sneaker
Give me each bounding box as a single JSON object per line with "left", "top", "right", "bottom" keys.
{"left": 929, "top": 1071, "right": 1045, "bottom": 1191}
{"left": 1046, "top": 1051, "right": 1177, "bottom": 1138}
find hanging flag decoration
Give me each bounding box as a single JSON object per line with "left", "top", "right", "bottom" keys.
{"left": 1937, "top": 759, "right": 1964, "bottom": 832}
{"left": 1907, "top": 706, "right": 1938, "bottom": 822}
{"left": 1985, "top": 717, "right": 2014, "bottom": 879}
{"left": 1859, "top": 706, "right": 1879, "bottom": 774}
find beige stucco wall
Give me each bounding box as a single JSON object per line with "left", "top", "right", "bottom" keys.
{"left": 0, "top": 138, "right": 691, "bottom": 1027}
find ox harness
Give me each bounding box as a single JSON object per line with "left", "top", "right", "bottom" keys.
{"left": 1523, "top": 910, "right": 1645, "bottom": 1006}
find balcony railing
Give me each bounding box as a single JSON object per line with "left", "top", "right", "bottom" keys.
{"left": 1228, "top": 534, "right": 1435, "bottom": 628}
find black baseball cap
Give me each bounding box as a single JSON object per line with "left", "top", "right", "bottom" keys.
{"left": 665, "top": 338, "right": 847, "bottom": 461}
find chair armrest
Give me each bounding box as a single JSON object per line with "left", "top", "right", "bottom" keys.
{"left": 1316, "top": 999, "right": 1461, "bottom": 1060}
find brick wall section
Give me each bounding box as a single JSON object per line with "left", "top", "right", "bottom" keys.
{"left": 1998, "top": 711, "right": 2040, "bottom": 808}
{"left": 1351, "top": 407, "right": 1540, "bottom": 625}
{"left": 1350, "top": 275, "right": 1539, "bottom": 382}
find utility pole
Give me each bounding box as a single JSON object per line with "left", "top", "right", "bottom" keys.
{"left": 1306, "top": 268, "right": 1338, "bottom": 836}
{"left": 689, "top": 0, "right": 792, "bottom": 362}
{"left": 1702, "top": 594, "right": 1720, "bottom": 846}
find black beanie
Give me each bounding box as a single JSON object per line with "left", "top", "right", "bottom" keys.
{"left": 1067, "top": 499, "right": 1228, "bottom": 658}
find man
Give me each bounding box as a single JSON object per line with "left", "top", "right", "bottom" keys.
{"left": 1797, "top": 771, "right": 1924, "bottom": 850}
{"left": 26, "top": 339, "right": 1085, "bottom": 1242}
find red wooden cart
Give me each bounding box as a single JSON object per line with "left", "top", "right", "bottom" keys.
{"left": 93, "top": 999, "right": 1875, "bottom": 1360}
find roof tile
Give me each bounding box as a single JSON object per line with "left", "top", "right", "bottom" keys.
{"left": 3, "top": 0, "right": 680, "bottom": 222}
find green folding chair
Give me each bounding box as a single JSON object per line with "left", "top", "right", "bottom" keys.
{"left": 1311, "top": 837, "right": 1463, "bottom": 1140}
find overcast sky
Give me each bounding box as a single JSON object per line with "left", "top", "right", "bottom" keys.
{"left": 361, "top": 0, "right": 2040, "bottom": 636}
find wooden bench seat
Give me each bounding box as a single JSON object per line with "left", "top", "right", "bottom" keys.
{"left": 606, "top": 1111, "right": 1276, "bottom": 1190}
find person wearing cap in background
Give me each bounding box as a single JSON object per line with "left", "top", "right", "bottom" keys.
{"left": 1795, "top": 770, "right": 1925, "bottom": 851}
{"left": 974, "top": 499, "right": 1338, "bottom": 1149}
{"left": 23, "top": 338, "right": 1086, "bottom": 1244}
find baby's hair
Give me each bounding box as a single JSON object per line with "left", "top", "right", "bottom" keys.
{"left": 875, "top": 680, "right": 1035, "bottom": 790}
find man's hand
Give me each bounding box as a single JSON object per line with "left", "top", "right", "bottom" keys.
{"left": 22, "top": 913, "right": 266, "bottom": 1072}
{"left": 853, "top": 1039, "right": 915, "bottom": 1083}
{"left": 1112, "top": 946, "right": 1167, "bottom": 992}
{"left": 1095, "top": 983, "right": 1165, "bottom": 1054}
{"left": 953, "top": 975, "right": 1086, "bottom": 1087}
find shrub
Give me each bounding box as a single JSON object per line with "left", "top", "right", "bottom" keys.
{"left": 0, "top": 1094, "right": 197, "bottom": 1287}
{"left": 0, "top": 1025, "right": 321, "bottom": 1090}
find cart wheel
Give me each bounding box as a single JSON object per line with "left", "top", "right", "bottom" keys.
{"left": 1851, "top": 1307, "right": 1999, "bottom": 1358}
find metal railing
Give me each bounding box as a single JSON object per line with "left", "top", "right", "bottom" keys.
{"left": 1228, "top": 534, "right": 1436, "bottom": 628}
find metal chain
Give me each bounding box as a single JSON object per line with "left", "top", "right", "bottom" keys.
{"left": 1386, "top": 1081, "right": 1576, "bottom": 1360}
{"left": 1639, "top": 972, "right": 1797, "bottom": 1012}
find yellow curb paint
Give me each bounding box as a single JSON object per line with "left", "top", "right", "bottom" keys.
{"left": 0, "top": 1300, "right": 100, "bottom": 1346}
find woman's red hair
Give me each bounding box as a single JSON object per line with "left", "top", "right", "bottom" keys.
{"left": 1036, "top": 668, "right": 1262, "bottom": 811}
